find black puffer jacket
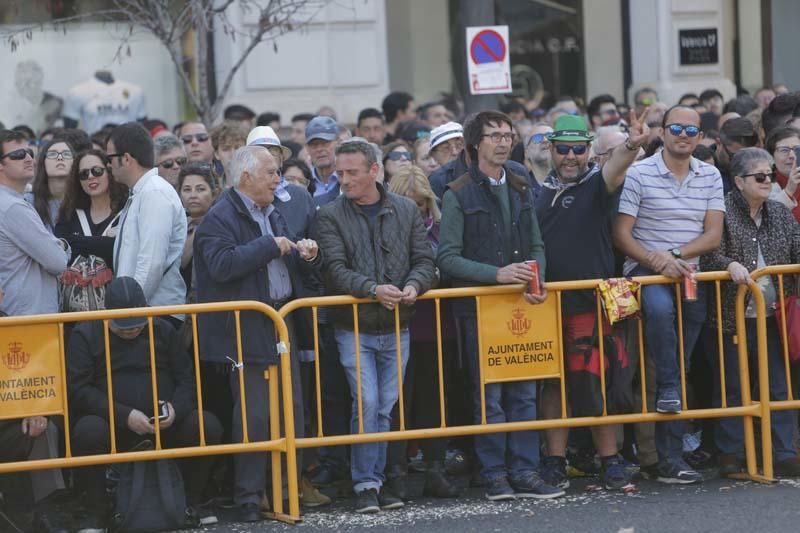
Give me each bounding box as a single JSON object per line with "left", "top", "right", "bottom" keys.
{"left": 701, "top": 189, "right": 800, "bottom": 333}
{"left": 312, "top": 183, "right": 436, "bottom": 333}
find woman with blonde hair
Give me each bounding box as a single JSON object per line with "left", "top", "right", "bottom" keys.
{"left": 384, "top": 165, "right": 459, "bottom": 498}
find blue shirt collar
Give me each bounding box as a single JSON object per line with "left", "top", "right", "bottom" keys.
{"left": 234, "top": 187, "right": 274, "bottom": 216}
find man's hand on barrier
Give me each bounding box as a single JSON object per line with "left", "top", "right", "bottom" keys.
{"left": 400, "top": 285, "right": 418, "bottom": 305}
{"left": 496, "top": 263, "right": 533, "bottom": 284}
{"left": 158, "top": 402, "right": 176, "bottom": 429}
{"left": 646, "top": 250, "right": 673, "bottom": 273}
{"left": 523, "top": 284, "right": 548, "bottom": 305}
{"left": 728, "top": 261, "right": 753, "bottom": 285}
{"left": 297, "top": 238, "right": 319, "bottom": 261}
{"left": 274, "top": 237, "right": 297, "bottom": 256}
{"left": 128, "top": 409, "right": 155, "bottom": 435}
{"left": 376, "top": 284, "right": 403, "bottom": 310}
{"left": 21, "top": 416, "right": 47, "bottom": 438}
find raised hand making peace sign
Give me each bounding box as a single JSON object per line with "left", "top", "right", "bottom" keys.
{"left": 626, "top": 107, "right": 651, "bottom": 149}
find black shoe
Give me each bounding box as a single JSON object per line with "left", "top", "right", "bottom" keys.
{"left": 601, "top": 456, "right": 633, "bottom": 491}
{"left": 485, "top": 476, "right": 515, "bottom": 501}
{"left": 385, "top": 466, "right": 408, "bottom": 501}
{"left": 355, "top": 488, "right": 380, "bottom": 514}
{"left": 540, "top": 455, "right": 570, "bottom": 489}
{"left": 189, "top": 503, "right": 218, "bottom": 526}
{"left": 237, "top": 502, "right": 263, "bottom": 523}
{"left": 423, "top": 462, "right": 461, "bottom": 498}
{"left": 656, "top": 459, "right": 703, "bottom": 484}
{"left": 378, "top": 487, "right": 404, "bottom": 510}
{"left": 509, "top": 471, "right": 565, "bottom": 499}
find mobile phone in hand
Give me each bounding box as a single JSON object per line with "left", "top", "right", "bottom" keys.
{"left": 148, "top": 401, "right": 169, "bottom": 423}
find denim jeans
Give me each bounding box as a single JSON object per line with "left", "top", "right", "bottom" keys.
{"left": 632, "top": 266, "right": 706, "bottom": 464}
{"left": 714, "top": 320, "right": 797, "bottom": 462}
{"left": 460, "top": 316, "right": 539, "bottom": 481}
{"left": 335, "top": 328, "right": 410, "bottom": 492}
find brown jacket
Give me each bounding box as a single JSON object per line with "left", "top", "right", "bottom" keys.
{"left": 701, "top": 189, "right": 800, "bottom": 333}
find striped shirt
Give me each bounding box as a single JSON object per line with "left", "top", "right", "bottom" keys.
{"left": 618, "top": 151, "right": 725, "bottom": 274}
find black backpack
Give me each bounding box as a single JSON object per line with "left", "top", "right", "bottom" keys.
{"left": 112, "top": 459, "right": 191, "bottom": 532}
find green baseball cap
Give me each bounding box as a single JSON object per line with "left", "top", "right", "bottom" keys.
{"left": 548, "top": 115, "right": 594, "bottom": 142}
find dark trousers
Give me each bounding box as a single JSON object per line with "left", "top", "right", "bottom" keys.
{"left": 0, "top": 420, "right": 34, "bottom": 463}
{"left": 71, "top": 410, "right": 223, "bottom": 504}
{"left": 315, "top": 323, "right": 351, "bottom": 471}
{"left": 228, "top": 316, "right": 304, "bottom": 506}
{"left": 386, "top": 340, "right": 452, "bottom": 471}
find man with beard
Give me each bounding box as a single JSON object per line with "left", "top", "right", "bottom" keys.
{"left": 534, "top": 112, "right": 650, "bottom": 491}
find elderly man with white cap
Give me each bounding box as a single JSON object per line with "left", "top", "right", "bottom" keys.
{"left": 245, "top": 125, "right": 330, "bottom": 507}
{"left": 429, "top": 121, "right": 464, "bottom": 167}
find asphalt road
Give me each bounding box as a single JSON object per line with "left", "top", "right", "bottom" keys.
{"left": 188, "top": 475, "right": 800, "bottom": 533}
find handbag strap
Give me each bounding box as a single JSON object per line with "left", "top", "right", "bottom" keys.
{"left": 76, "top": 209, "right": 92, "bottom": 237}
{"left": 101, "top": 211, "right": 122, "bottom": 237}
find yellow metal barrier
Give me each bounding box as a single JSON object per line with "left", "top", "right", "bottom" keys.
{"left": 0, "top": 301, "right": 300, "bottom": 523}
{"left": 279, "top": 271, "right": 772, "bottom": 496}
{"left": 746, "top": 264, "right": 800, "bottom": 481}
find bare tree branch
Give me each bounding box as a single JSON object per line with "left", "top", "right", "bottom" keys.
{"left": 1, "top": 0, "right": 334, "bottom": 123}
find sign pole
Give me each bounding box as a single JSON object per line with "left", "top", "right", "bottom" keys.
{"left": 458, "top": 0, "right": 499, "bottom": 114}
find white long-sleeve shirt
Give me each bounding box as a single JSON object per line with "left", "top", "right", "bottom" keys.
{"left": 113, "top": 169, "right": 187, "bottom": 308}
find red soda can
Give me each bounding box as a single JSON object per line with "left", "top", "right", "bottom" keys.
{"left": 683, "top": 264, "right": 698, "bottom": 301}
{"left": 525, "top": 260, "right": 541, "bottom": 296}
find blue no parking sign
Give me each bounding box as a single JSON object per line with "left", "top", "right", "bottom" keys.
{"left": 466, "top": 25, "right": 511, "bottom": 95}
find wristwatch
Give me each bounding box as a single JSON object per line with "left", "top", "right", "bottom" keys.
{"left": 368, "top": 284, "right": 378, "bottom": 300}
{"left": 671, "top": 248, "right": 682, "bottom": 259}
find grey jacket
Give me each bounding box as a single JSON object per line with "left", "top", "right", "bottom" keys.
{"left": 312, "top": 183, "right": 436, "bottom": 333}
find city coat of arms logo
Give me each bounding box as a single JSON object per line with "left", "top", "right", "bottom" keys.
{"left": 507, "top": 308, "right": 531, "bottom": 337}
{"left": 3, "top": 341, "right": 30, "bottom": 371}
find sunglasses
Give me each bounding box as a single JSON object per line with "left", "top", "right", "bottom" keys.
{"left": 741, "top": 171, "right": 775, "bottom": 183}
{"left": 666, "top": 123, "right": 701, "bottom": 137}
{"left": 0, "top": 148, "right": 35, "bottom": 161}
{"left": 386, "top": 151, "right": 412, "bottom": 162}
{"left": 181, "top": 133, "right": 210, "bottom": 144}
{"left": 553, "top": 144, "right": 588, "bottom": 155}
{"left": 158, "top": 156, "right": 188, "bottom": 169}
{"left": 45, "top": 150, "right": 74, "bottom": 160}
{"left": 527, "top": 133, "right": 550, "bottom": 146}
{"left": 78, "top": 166, "right": 106, "bottom": 181}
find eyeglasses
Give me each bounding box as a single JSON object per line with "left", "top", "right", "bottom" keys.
{"left": 0, "top": 148, "right": 35, "bottom": 161}
{"left": 158, "top": 156, "right": 187, "bottom": 169}
{"left": 707, "top": 143, "right": 717, "bottom": 152}
{"left": 666, "top": 123, "right": 701, "bottom": 137}
{"left": 78, "top": 166, "right": 106, "bottom": 181}
{"left": 385, "top": 151, "right": 412, "bottom": 162}
{"left": 481, "top": 132, "right": 516, "bottom": 144}
{"left": 553, "top": 144, "right": 588, "bottom": 156}
{"left": 106, "top": 153, "right": 125, "bottom": 162}
{"left": 774, "top": 146, "right": 800, "bottom": 156}
{"left": 181, "top": 133, "right": 210, "bottom": 144}
{"left": 741, "top": 171, "right": 775, "bottom": 183}
{"left": 527, "top": 133, "right": 550, "bottom": 146}
{"left": 45, "top": 150, "right": 74, "bottom": 160}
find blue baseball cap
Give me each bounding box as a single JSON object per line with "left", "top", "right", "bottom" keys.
{"left": 305, "top": 116, "right": 338, "bottom": 143}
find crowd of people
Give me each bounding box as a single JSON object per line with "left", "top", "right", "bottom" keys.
{"left": 1, "top": 83, "right": 800, "bottom": 529}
